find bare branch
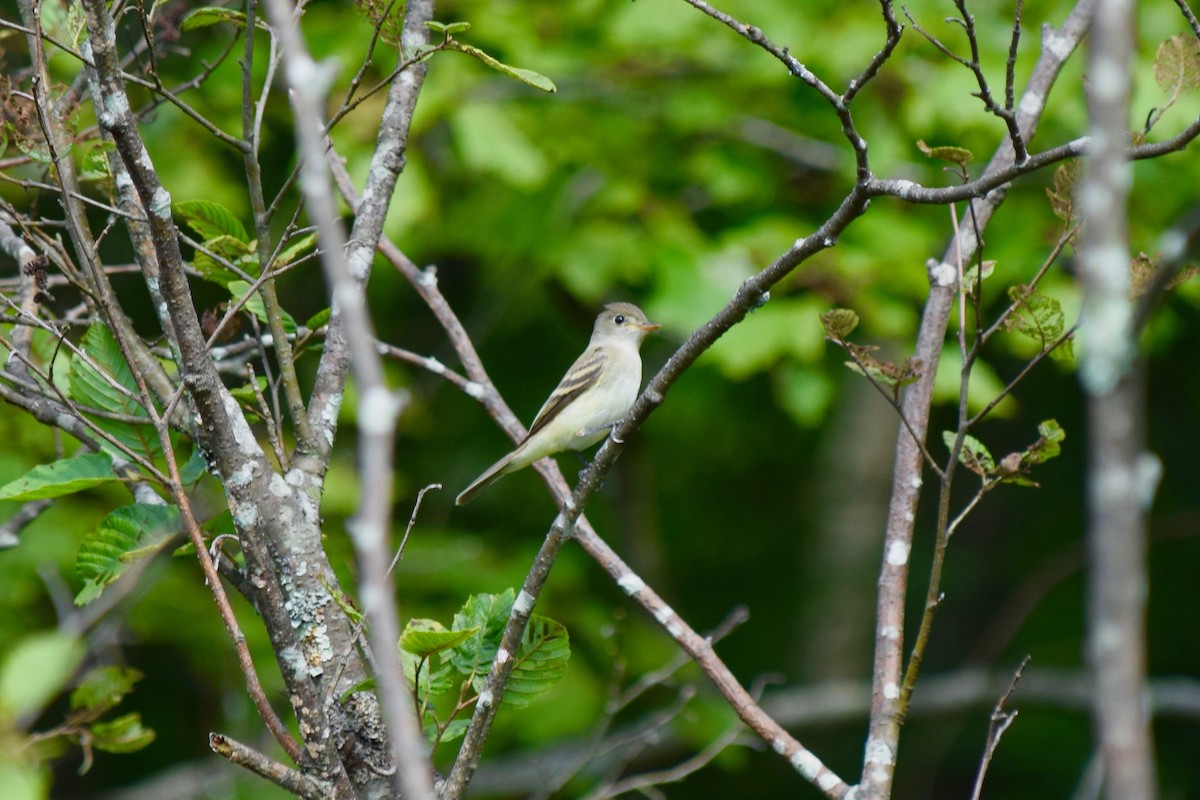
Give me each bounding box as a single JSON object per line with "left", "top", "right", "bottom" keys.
{"left": 970, "top": 656, "right": 1031, "bottom": 800}
{"left": 210, "top": 734, "right": 329, "bottom": 800}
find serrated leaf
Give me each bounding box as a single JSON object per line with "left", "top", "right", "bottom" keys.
{"left": 89, "top": 712, "right": 156, "bottom": 753}
{"left": 842, "top": 346, "right": 922, "bottom": 394}
{"left": 1006, "top": 285, "right": 1071, "bottom": 361}
{"left": 77, "top": 140, "right": 114, "bottom": 183}
{"left": 429, "top": 718, "right": 470, "bottom": 744}
{"left": 0, "top": 452, "right": 117, "bottom": 500}
{"left": 70, "top": 666, "right": 143, "bottom": 716}
{"left": 75, "top": 504, "right": 181, "bottom": 605}
{"left": 448, "top": 42, "right": 556, "bottom": 93}
{"left": 175, "top": 199, "right": 249, "bottom": 242}
{"left": 492, "top": 614, "right": 570, "bottom": 708}
{"left": 401, "top": 619, "right": 479, "bottom": 658}
{"left": 0, "top": 631, "right": 85, "bottom": 718}
{"left": 1046, "top": 160, "right": 1082, "bottom": 224}
{"left": 356, "top": 0, "right": 405, "bottom": 46}
{"left": 68, "top": 324, "right": 163, "bottom": 461}
{"left": 1130, "top": 251, "right": 1200, "bottom": 298}
{"left": 1155, "top": 33, "right": 1200, "bottom": 93}
{"left": 820, "top": 308, "right": 859, "bottom": 340}
{"left": 401, "top": 650, "right": 455, "bottom": 696}
{"left": 193, "top": 234, "right": 257, "bottom": 287}
{"left": 228, "top": 281, "right": 297, "bottom": 334}
{"left": 997, "top": 419, "right": 1068, "bottom": 487}
{"left": 917, "top": 139, "right": 974, "bottom": 166}
{"left": 449, "top": 589, "right": 514, "bottom": 677}
{"left": 943, "top": 430, "right": 995, "bottom": 475}
{"left": 1030, "top": 419, "right": 1065, "bottom": 463}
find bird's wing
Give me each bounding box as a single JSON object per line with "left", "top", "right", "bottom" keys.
{"left": 525, "top": 346, "right": 607, "bottom": 439}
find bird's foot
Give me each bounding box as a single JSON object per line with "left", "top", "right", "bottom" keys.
{"left": 609, "top": 423, "right": 625, "bottom": 445}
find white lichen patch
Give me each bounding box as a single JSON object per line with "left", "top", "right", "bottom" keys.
{"left": 886, "top": 540, "right": 910, "bottom": 566}
{"left": 617, "top": 573, "right": 644, "bottom": 595}
{"left": 791, "top": 749, "right": 822, "bottom": 780}
{"left": 514, "top": 590, "right": 535, "bottom": 616}
{"left": 864, "top": 736, "right": 894, "bottom": 766}
{"left": 233, "top": 502, "right": 258, "bottom": 528}
{"left": 269, "top": 472, "right": 292, "bottom": 498}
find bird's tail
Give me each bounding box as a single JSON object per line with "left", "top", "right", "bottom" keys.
{"left": 455, "top": 452, "right": 517, "bottom": 506}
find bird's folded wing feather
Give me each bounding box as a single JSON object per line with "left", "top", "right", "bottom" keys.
{"left": 525, "top": 347, "right": 607, "bottom": 439}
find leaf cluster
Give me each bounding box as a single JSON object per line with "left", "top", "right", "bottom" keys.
{"left": 398, "top": 589, "right": 570, "bottom": 752}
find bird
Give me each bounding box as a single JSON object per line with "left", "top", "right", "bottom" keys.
{"left": 455, "top": 302, "right": 660, "bottom": 506}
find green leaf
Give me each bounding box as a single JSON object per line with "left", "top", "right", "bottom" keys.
{"left": 820, "top": 308, "right": 859, "bottom": 340}
{"left": 426, "top": 20, "right": 471, "bottom": 35}
{"left": 228, "top": 281, "right": 297, "bottom": 334}
{"left": 180, "top": 7, "right": 266, "bottom": 31}
{"left": 77, "top": 140, "right": 114, "bottom": 183}
{"left": 274, "top": 232, "right": 317, "bottom": 268}
{"left": 304, "top": 308, "right": 332, "bottom": 330}
{"left": 1029, "top": 419, "right": 1065, "bottom": 464}
{"left": 495, "top": 614, "right": 570, "bottom": 708}
{"left": 193, "top": 234, "right": 257, "bottom": 286}
{"left": 0, "top": 631, "right": 85, "bottom": 718}
{"left": 178, "top": 447, "right": 209, "bottom": 485}
{"left": 228, "top": 377, "right": 270, "bottom": 407}
{"left": 426, "top": 718, "right": 470, "bottom": 744}
{"left": 401, "top": 650, "right": 455, "bottom": 696}
{"left": 400, "top": 619, "right": 479, "bottom": 658}
{"left": 175, "top": 199, "right": 249, "bottom": 242}
{"left": 448, "top": 41, "right": 556, "bottom": 93}
{"left": 70, "top": 666, "right": 143, "bottom": 716}
{"left": 0, "top": 452, "right": 117, "bottom": 500}
{"left": 448, "top": 589, "right": 514, "bottom": 677}
{"left": 89, "top": 712, "right": 156, "bottom": 753}
{"left": 75, "top": 504, "right": 181, "bottom": 606}
{"left": 1005, "top": 286, "right": 1074, "bottom": 362}
{"left": 943, "top": 430, "right": 995, "bottom": 476}
{"left": 962, "top": 260, "right": 996, "bottom": 295}
{"left": 68, "top": 324, "right": 163, "bottom": 461}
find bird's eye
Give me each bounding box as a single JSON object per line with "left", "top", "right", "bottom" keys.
{"left": 614, "top": 314, "right": 626, "bottom": 324}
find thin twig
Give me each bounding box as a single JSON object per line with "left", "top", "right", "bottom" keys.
{"left": 969, "top": 655, "right": 1031, "bottom": 800}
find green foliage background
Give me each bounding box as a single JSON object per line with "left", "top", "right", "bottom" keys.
{"left": 2, "top": 0, "right": 1200, "bottom": 797}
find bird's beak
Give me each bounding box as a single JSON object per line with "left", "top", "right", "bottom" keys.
{"left": 639, "top": 322, "right": 662, "bottom": 331}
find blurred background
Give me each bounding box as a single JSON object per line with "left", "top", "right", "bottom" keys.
{"left": 2, "top": 0, "right": 1199, "bottom": 797}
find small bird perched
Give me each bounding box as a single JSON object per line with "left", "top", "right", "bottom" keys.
{"left": 456, "top": 302, "right": 660, "bottom": 506}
